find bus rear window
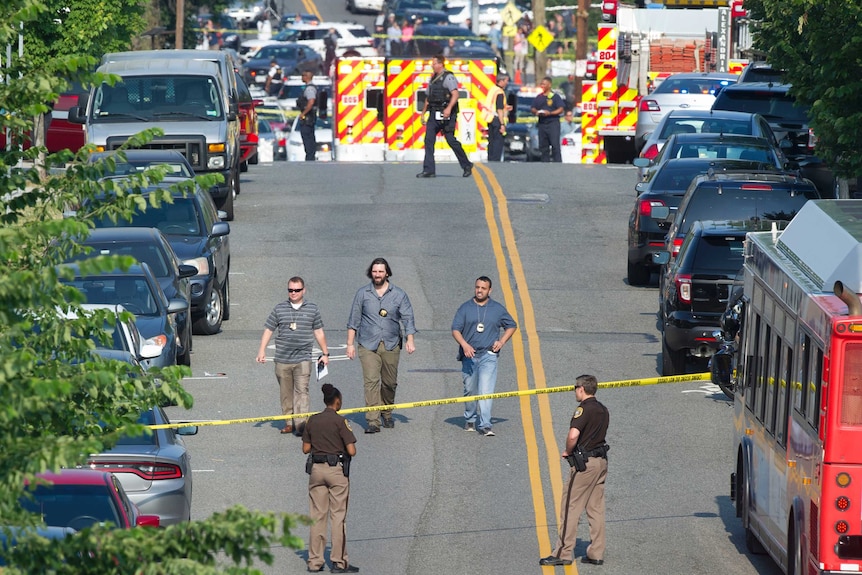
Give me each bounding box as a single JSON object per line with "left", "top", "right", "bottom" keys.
{"left": 841, "top": 342, "right": 862, "bottom": 425}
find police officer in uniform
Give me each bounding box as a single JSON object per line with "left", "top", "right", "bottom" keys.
{"left": 302, "top": 383, "right": 359, "bottom": 573}
{"left": 297, "top": 69, "right": 318, "bottom": 162}
{"left": 483, "top": 73, "right": 509, "bottom": 162}
{"left": 531, "top": 76, "right": 565, "bottom": 162}
{"left": 540, "top": 374, "right": 610, "bottom": 567}
{"left": 416, "top": 53, "right": 474, "bottom": 178}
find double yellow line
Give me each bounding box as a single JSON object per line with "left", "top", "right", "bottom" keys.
{"left": 300, "top": 0, "right": 322, "bottom": 21}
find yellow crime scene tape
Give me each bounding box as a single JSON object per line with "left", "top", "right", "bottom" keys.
{"left": 149, "top": 372, "right": 710, "bottom": 429}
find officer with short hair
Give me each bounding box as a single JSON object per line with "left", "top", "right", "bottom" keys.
{"left": 416, "top": 53, "right": 474, "bottom": 178}
{"left": 531, "top": 76, "right": 565, "bottom": 162}
{"left": 303, "top": 384, "right": 359, "bottom": 573}
{"left": 297, "top": 69, "right": 318, "bottom": 161}
{"left": 540, "top": 374, "right": 610, "bottom": 567}
{"left": 483, "top": 73, "right": 510, "bottom": 162}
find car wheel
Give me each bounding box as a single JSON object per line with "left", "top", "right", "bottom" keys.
{"left": 193, "top": 283, "right": 223, "bottom": 335}
{"left": 627, "top": 259, "right": 651, "bottom": 286}
{"left": 240, "top": 159, "right": 248, "bottom": 172}
{"left": 249, "top": 151, "right": 258, "bottom": 165}
{"left": 178, "top": 337, "right": 192, "bottom": 366}
{"left": 661, "top": 334, "right": 686, "bottom": 376}
{"left": 217, "top": 187, "right": 235, "bottom": 221}
{"left": 221, "top": 273, "right": 231, "bottom": 321}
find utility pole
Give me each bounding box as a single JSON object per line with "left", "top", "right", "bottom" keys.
{"left": 532, "top": 0, "right": 545, "bottom": 84}
{"left": 176, "top": 0, "right": 185, "bottom": 49}
{"left": 574, "top": 0, "right": 589, "bottom": 100}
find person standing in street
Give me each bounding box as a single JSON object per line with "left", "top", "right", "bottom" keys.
{"left": 483, "top": 73, "right": 510, "bottom": 162}
{"left": 451, "top": 276, "right": 517, "bottom": 437}
{"left": 302, "top": 384, "right": 358, "bottom": 573}
{"left": 531, "top": 76, "right": 565, "bottom": 162}
{"left": 346, "top": 258, "right": 417, "bottom": 434}
{"left": 416, "top": 53, "right": 474, "bottom": 178}
{"left": 263, "top": 59, "right": 280, "bottom": 96}
{"left": 256, "top": 277, "right": 330, "bottom": 436}
{"left": 324, "top": 27, "right": 338, "bottom": 75}
{"left": 540, "top": 374, "right": 610, "bottom": 567}
{"left": 297, "top": 70, "right": 318, "bottom": 161}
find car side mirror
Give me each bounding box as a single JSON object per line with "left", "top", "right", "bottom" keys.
{"left": 178, "top": 264, "right": 198, "bottom": 278}
{"left": 652, "top": 251, "right": 670, "bottom": 265}
{"left": 632, "top": 157, "right": 650, "bottom": 168}
{"left": 68, "top": 106, "right": 86, "bottom": 124}
{"left": 177, "top": 424, "right": 199, "bottom": 436}
{"left": 635, "top": 182, "right": 647, "bottom": 194}
{"left": 211, "top": 221, "right": 230, "bottom": 237}
{"left": 227, "top": 110, "right": 237, "bottom": 121}
{"left": 779, "top": 138, "right": 793, "bottom": 150}
{"left": 710, "top": 348, "right": 734, "bottom": 389}
{"left": 167, "top": 298, "right": 189, "bottom": 314}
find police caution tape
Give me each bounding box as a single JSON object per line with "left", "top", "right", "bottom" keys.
{"left": 149, "top": 372, "right": 710, "bottom": 429}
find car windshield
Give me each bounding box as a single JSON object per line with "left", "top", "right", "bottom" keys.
{"left": 72, "top": 243, "right": 172, "bottom": 279}
{"left": 115, "top": 410, "right": 158, "bottom": 446}
{"left": 257, "top": 45, "right": 299, "bottom": 60}
{"left": 693, "top": 235, "right": 745, "bottom": 273}
{"left": 713, "top": 90, "right": 809, "bottom": 123}
{"left": 21, "top": 484, "right": 122, "bottom": 529}
{"left": 681, "top": 189, "right": 815, "bottom": 235}
{"left": 97, "top": 160, "right": 193, "bottom": 178}
{"left": 95, "top": 197, "right": 202, "bottom": 237}
{"left": 63, "top": 277, "right": 160, "bottom": 316}
{"left": 667, "top": 141, "right": 777, "bottom": 164}
{"left": 653, "top": 78, "right": 733, "bottom": 96}
{"left": 91, "top": 76, "right": 223, "bottom": 121}
{"left": 659, "top": 119, "right": 753, "bottom": 139}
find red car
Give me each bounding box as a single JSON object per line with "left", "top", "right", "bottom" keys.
{"left": 235, "top": 71, "right": 262, "bottom": 169}
{"left": 22, "top": 469, "right": 160, "bottom": 530}
{"left": 0, "top": 89, "right": 87, "bottom": 154}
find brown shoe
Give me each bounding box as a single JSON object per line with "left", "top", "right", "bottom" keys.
{"left": 280, "top": 425, "right": 293, "bottom": 434}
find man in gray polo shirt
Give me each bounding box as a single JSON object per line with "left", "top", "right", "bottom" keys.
{"left": 257, "top": 276, "right": 330, "bottom": 435}
{"left": 346, "top": 257, "right": 417, "bottom": 434}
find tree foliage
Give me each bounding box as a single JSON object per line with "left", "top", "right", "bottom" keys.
{"left": 744, "top": 0, "right": 862, "bottom": 178}
{"left": 0, "top": 1, "right": 304, "bottom": 571}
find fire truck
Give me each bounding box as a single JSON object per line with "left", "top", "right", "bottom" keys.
{"left": 333, "top": 56, "right": 498, "bottom": 162}
{"left": 582, "top": 3, "right": 752, "bottom": 164}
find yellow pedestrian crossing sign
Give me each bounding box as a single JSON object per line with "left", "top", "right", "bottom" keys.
{"left": 500, "top": 2, "right": 523, "bottom": 27}
{"left": 528, "top": 25, "right": 554, "bottom": 53}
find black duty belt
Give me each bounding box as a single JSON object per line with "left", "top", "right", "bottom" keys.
{"left": 583, "top": 445, "right": 609, "bottom": 459}
{"left": 312, "top": 454, "right": 334, "bottom": 464}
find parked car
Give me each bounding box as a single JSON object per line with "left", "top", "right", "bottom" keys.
{"left": 258, "top": 117, "right": 287, "bottom": 160}
{"left": 657, "top": 171, "right": 821, "bottom": 261}
{"left": 60, "top": 263, "right": 187, "bottom": 370}
{"left": 86, "top": 406, "right": 197, "bottom": 525}
{"left": 407, "top": 24, "right": 483, "bottom": 56}
{"left": 636, "top": 109, "right": 781, "bottom": 177}
{"left": 21, "top": 469, "right": 160, "bottom": 530}
{"left": 737, "top": 61, "right": 785, "bottom": 83}
{"left": 503, "top": 122, "right": 531, "bottom": 161}
{"left": 242, "top": 43, "right": 324, "bottom": 87}
{"left": 87, "top": 149, "right": 196, "bottom": 178}
{"left": 287, "top": 115, "right": 333, "bottom": 161}
{"left": 626, "top": 157, "right": 783, "bottom": 286}
{"left": 69, "top": 227, "right": 198, "bottom": 366}
{"left": 0, "top": 526, "right": 75, "bottom": 566}
{"left": 347, "top": 0, "right": 384, "bottom": 14}
{"left": 88, "top": 178, "right": 231, "bottom": 336}
{"left": 234, "top": 71, "right": 261, "bottom": 170}
{"left": 635, "top": 71, "right": 738, "bottom": 151}
{"left": 710, "top": 81, "right": 835, "bottom": 197}
{"left": 269, "top": 22, "right": 376, "bottom": 59}
{"left": 275, "top": 75, "right": 332, "bottom": 113}
{"left": 63, "top": 303, "right": 164, "bottom": 369}
{"left": 656, "top": 220, "right": 760, "bottom": 375}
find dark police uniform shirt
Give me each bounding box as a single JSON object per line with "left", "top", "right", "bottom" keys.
{"left": 570, "top": 397, "right": 609, "bottom": 451}
{"left": 303, "top": 407, "right": 357, "bottom": 455}
{"left": 532, "top": 91, "right": 565, "bottom": 125}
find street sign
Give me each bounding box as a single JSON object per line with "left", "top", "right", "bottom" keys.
{"left": 500, "top": 2, "right": 523, "bottom": 27}
{"left": 527, "top": 25, "right": 554, "bottom": 53}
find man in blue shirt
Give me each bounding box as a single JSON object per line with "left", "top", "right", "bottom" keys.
{"left": 451, "top": 276, "right": 517, "bottom": 436}
{"left": 347, "top": 257, "right": 417, "bottom": 434}
{"left": 531, "top": 76, "right": 565, "bottom": 162}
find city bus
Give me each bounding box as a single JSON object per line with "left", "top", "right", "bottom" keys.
{"left": 714, "top": 200, "right": 862, "bottom": 574}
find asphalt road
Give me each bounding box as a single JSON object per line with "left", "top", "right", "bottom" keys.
{"left": 164, "top": 159, "right": 784, "bottom": 575}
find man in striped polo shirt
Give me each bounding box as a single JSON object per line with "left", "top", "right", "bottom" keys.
{"left": 257, "top": 276, "right": 330, "bottom": 436}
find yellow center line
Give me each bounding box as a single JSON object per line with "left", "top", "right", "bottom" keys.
{"left": 301, "top": 0, "right": 322, "bottom": 21}
{"left": 472, "top": 164, "right": 575, "bottom": 573}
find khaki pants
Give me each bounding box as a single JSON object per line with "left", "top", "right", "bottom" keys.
{"left": 275, "top": 360, "right": 312, "bottom": 427}
{"left": 551, "top": 456, "right": 608, "bottom": 561}
{"left": 358, "top": 342, "right": 401, "bottom": 425}
{"left": 308, "top": 463, "right": 350, "bottom": 570}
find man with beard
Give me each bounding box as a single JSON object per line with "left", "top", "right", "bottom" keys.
{"left": 346, "top": 258, "right": 417, "bottom": 434}
{"left": 451, "top": 276, "right": 517, "bottom": 436}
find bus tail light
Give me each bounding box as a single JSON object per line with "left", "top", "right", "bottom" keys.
{"left": 676, "top": 274, "right": 692, "bottom": 304}
{"left": 836, "top": 496, "right": 850, "bottom": 511}
{"left": 836, "top": 520, "right": 850, "bottom": 534}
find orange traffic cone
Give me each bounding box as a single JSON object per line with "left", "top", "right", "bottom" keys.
{"left": 514, "top": 68, "right": 522, "bottom": 85}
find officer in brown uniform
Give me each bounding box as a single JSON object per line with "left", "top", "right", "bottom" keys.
{"left": 302, "top": 384, "right": 359, "bottom": 573}
{"left": 540, "top": 374, "right": 610, "bottom": 567}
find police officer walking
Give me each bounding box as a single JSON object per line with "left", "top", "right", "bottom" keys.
{"left": 297, "top": 69, "right": 318, "bottom": 162}
{"left": 302, "top": 384, "right": 359, "bottom": 573}
{"left": 483, "top": 73, "right": 509, "bottom": 162}
{"left": 540, "top": 374, "right": 610, "bottom": 567}
{"left": 416, "top": 53, "right": 474, "bottom": 178}
{"left": 531, "top": 76, "right": 565, "bottom": 162}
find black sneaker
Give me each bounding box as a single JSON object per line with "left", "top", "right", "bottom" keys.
{"left": 416, "top": 171, "right": 435, "bottom": 178}
{"left": 463, "top": 164, "right": 473, "bottom": 177}
{"left": 364, "top": 424, "right": 380, "bottom": 434}
{"left": 382, "top": 418, "right": 395, "bottom": 428}
{"left": 331, "top": 564, "right": 359, "bottom": 573}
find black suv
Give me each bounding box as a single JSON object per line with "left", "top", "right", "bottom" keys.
{"left": 91, "top": 177, "right": 231, "bottom": 336}
{"left": 656, "top": 220, "right": 771, "bottom": 376}
{"left": 658, "top": 171, "right": 820, "bottom": 261}
{"left": 711, "top": 82, "right": 835, "bottom": 197}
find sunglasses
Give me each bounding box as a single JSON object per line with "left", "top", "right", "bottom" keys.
{"left": 288, "top": 288, "right": 304, "bottom": 293}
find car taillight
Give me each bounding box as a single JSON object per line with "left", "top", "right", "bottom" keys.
{"left": 639, "top": 198, "right": 665, "bottom": 217}
{"left": 675, "top": 273, "right": 692, "bottom": 304}
{"left": 808, "top": 128, "right": 817, "bottom": 150}
{"left": 642, "top": 144, "right": 659, "bottom": 160}
{"left": 671, "top": 236, "right": 684, "bottom": 257}
{"left": 740, "top": 184, "right": 772, "bottom": 190}
{"left": 90, "top": 461, "right": 182, "bottom": 480}
{"left": 639, "top": 99, "right": 660, "bottom": 112}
